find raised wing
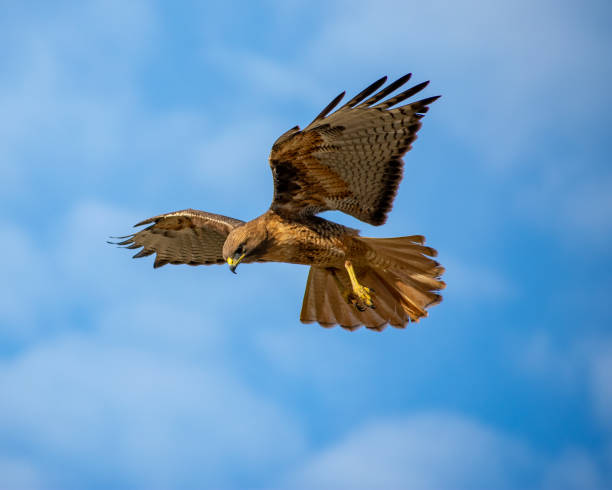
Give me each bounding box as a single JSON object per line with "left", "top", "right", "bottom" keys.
{"left": 269, "top": 74, "right": 439, "bottom": 225}
{"left": 112, "top": 209, "right": 244, "bottom": 268}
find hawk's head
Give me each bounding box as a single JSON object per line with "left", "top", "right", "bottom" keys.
{"left": 223, "top": 222, "right": 269, "bottom": 273}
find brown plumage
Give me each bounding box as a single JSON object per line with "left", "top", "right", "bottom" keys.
{"left": 113, "top": 74, "right": 445, "bottom": 331}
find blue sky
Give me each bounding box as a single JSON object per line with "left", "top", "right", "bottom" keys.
{"left": 1, "top": 0, "right": 611, "bottom": 488}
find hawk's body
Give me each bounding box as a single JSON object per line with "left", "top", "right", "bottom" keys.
{"left": 115, "top": 74, "right": 445, "bottom": 331}
{"left": 236, "top": 211, "right": 355, "bottom": 266}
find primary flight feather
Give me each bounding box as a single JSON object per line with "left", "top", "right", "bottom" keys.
{"left": 113, "top": 73, "right": 445, "bottom": 331}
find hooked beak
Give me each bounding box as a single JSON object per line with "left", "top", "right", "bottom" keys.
{"left": 226, "top": 253, "right": 245, "bottom": 274}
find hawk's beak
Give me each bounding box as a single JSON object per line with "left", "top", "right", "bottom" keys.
{"left": 227, "top": 253, "right": 245, "bottom": 274}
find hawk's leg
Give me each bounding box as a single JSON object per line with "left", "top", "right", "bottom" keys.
{"left": 342, "top": 261, "right": 375, "bottom": 311}
{"left": 327, "top": 268, "right": 354, "bottom": 304}
{"left": 327, "top": 267, "right": 368, "bottom": 311}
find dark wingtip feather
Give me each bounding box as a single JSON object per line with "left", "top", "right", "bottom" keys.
{"left": 415, "top": 95, "right": 441, "bottom": 106}
{"left": 373, "top": 80, "right": 431, "bottom": 110}
{"left": 340, "top": 324, "right": 361, "bottom": 331}
{"left": 342, "top": 76, "right": 387, "bottom": 108}
{"left": 309, "top": 91, "right": 346, "bottom": 125}
{"left": 134, "top": 217, "right": 156, "bottom": 227}
{"left": 133, "top": 249, "right": 154, "bottom": 259}
{"left": 367, "top": 157, "right": 404, "bottom": 226}
{"left": 115, "top": 238, "right": 135, "bottom": 246}
{"left": 359, "top": 73, "right": 412, "bottom": 107}
{"left": 153, "top": 258, "right": 169, "bottom": 268}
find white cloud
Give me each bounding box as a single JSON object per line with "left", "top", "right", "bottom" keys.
{"left": 0, "top": 224, "right": 56, "bottom": 342}
{"left": 0, "top": 334, "right": 306, "bottom": 489}
{"left": 283, "top": 413, "right": 541, "bottom": 490}
{"left": 283, "top": 412, "right": 609, "bottom": 490}
{"left": 516, "top": 332, "right": 612, "bottom": 429}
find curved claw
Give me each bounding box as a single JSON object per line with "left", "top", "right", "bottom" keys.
{"left": 343, "top": 260, "right": 376, "bottom": 311}
{"left": 344, "top": 286, "right": 375, "bottom": 311}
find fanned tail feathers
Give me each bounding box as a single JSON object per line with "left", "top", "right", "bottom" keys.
{"left": 300, "top": 236, "right": 445, "bottom": 331}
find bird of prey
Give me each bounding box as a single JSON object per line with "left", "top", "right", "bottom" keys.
{"left": 113, "top": 73, "right": 445, "bottom": 331}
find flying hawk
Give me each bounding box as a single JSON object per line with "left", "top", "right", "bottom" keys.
{"left": 113, "top": 74, "right": 445, "bottom": 331}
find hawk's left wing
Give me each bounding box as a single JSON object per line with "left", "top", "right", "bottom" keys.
{"left": 112, "top": 209, "right": 244, "bottom": 268}
{"left": 269, "top": 74, "right": 439, "bottom": 226}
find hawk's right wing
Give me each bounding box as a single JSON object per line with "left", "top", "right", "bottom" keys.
{"left": 269, "top": 74, "right": 439, "bottom": 226}
{"left": 112, "top": 209, "right": 244, "bottom": 268}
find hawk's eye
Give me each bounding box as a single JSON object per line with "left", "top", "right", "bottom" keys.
{"left": 235, "top": 244, "right": 244, "bottom": 255}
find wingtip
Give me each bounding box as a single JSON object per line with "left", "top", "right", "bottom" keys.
{"left": 134, "top": 217, "right": 156, "bottom": 227}
{"left": 309, "top": 90, "right": 346, "bottom": 124}
{"left": 399, "top": 72, "right": 412, "bottom": 83}
{"left": 422, "top": 95, "right": 442, "bottom": 104}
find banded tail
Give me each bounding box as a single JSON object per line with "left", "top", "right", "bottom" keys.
{"left": 300, "top": 235, "right": 445, "bottom": 331}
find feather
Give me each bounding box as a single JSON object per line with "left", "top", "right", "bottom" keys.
{"left": 358, "top": 73, "right": 412, "bottom": 108}
{"left": 341, "top": 75, "right": 387, "bottom": 109}
{"left": 269, "top": 75, "right": 440, "bottom": 226}
{"left": 372, "top": 81, "right": 430, "bottom": 110}
{"left": 308, "top": 91, "right": 345, "bottom": 125}
{"left": 115, "top": 209, "right": 244, "bottom": 268}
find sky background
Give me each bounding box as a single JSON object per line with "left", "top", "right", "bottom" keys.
{"left": 1, "top": 0, "right": 611, "bottom": 488}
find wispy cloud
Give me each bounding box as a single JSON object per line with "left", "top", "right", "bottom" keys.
{"left": 283, "top": 412, "right": 608, "bottom": 490}
{"left": 283, "top": 413, "right": 536, "bottom": 489}
{"left": 0, "top": 223, "right": 56, "bottom": 344}
{"left": 515, "top": 165, "right": 612, "bottom": 245}
{"left": 302, "top": 0, "right": 611, "bottom": 168}
{"left": 0, "top": 333, "right": 306, "bottom": 489}
{"left": 0, "top": 457, "right": 43, "bottom": 490}
{"left": 0, "top": 0, "right": 157, "bottom": 183}
{"left": 542, "top": 449, "right": 608, "bottom": 490}
{"left": 516, "top": 331, "right": 612, "bottom": 430}
{"left": 443, "top": 257, "right": 515, "bottom": 303}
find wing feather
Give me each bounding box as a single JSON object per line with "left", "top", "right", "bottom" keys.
{"left": 309, "top": 92, "right": 346, "bottom": 125}
{"left": 340, "top": 75, "right": 387, "bottom": 109}
{"left": 269, "top": 74, "right": 439, "bottom": 225}
{"left": 111, "top": 209, "right": 244, "bottom": 267}
{"left": 357, "top": 73, "right": 412, "bottom": 108}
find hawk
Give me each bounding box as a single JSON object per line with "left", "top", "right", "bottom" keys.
{"left": 113, "top": 74, "right": 445, "bottom": 331}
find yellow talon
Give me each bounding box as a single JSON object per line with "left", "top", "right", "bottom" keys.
{"left": 344, "top": 261, "right": 375, "bottom": 310}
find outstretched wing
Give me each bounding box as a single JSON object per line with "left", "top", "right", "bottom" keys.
{"left": 269, "top": 74, "right": 439, "bottom": 225}
{"left": 112, "top": 209, "right": 244, "bottom": 268}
